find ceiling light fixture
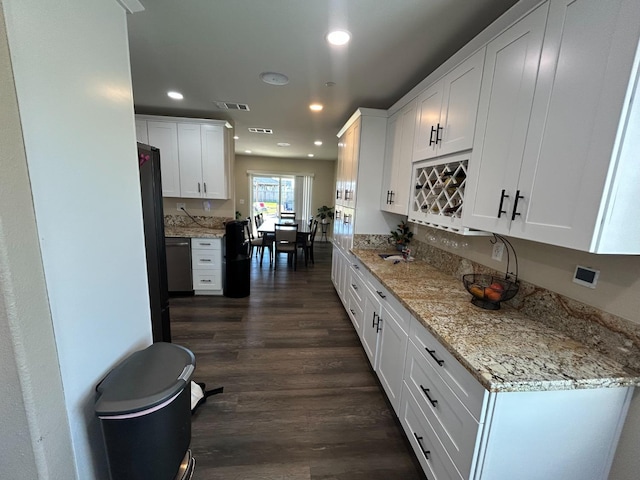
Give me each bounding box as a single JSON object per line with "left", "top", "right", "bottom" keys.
{"left": 314, "top": 140, "right": 323, "bottom": 146}
{"left": 167, "top": 91, "right": 183, "bottom": 100}
{"left": 245, "top": 150, "right": 252, "bottom": 154}
{"left": 309, "top": 103, "right": 323, "bottom": 112}
{"left": 308, "top": 154, "right": 315, "bottom": 158}
{"left": 326, "top": 30, "right": 351, "bottom": 46}
{"left": 277, "top": 142, "right": 291, "bottom": 147}
{"left": 260, "top": 71, "right": 289, "bottom": 86}
{"left": 233, "top": 136, "right": 239, "bottom": 140}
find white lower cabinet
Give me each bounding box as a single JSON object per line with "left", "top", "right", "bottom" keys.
{"left": 338, "top": 257, "right": 633, "bottom": 480}
{"left": 191, "top": 238, "right": 222, "bottom": 295}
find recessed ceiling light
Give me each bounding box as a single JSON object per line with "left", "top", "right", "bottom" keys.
{"left": 325, "top": 81, "right": 336, "bottom": 87}
{"left": 245, "top": 150, "right": 252, "bottom": 154}
{"left": 233, "top": 136, "right": 239, "bottom": 140}
{"left": 326, "top": 30, "right": 351, "bottom": 46}
{"left": 167, "top": 91, "right": 183, "bottom": 100}
{"left": 277, "top": 142, "right": 291, "bottom": 147}
{"left": 309, "top": 103, "right": 323, "bottom": 112}
{"left": 308, "top": 154, "right": 315, "bottom": 158}
{"left": 314, "top": 140, "right": 323, "bottom": 146}
{"left": 260, "top": 71, "right": 289, "bottom": 86}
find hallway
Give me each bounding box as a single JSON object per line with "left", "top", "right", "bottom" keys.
{"left": 170, "top": 242, "right": 425, "bottom": 479}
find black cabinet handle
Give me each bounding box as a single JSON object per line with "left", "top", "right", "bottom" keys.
{"left": 351, "top": 283, "right": 357, "bottom": 290}
{"left": 429, "top": 125, "right": 436, "bottom": 146}
{"left": 204, "top": 182, "right": 207, "bottom": 194}
{"left": 420, "top": 384, "right": 438, "bottom": 407}
{"left": 372, "top": 311, "right": 378, "bottom": 328}
{"left": 389, "top": 191, "right": 395, "bottom": 204}
{"left": 350, "top": 309, "right": 355, "bottom": 315}
{"left": 376, "top": 290, "right": 386, "bottom": 299}
{"left": 198, "top": 182, "right": 201, "bottom": 193}
{"left": 497, "top": 189, "right": 509, "bottom": 218}
{"left": 435, "top": 123, "right": 443, "bottom": 144}
{"left": 426, "top": 348, "right": 444, "bottom": 366}
{"left": 376, "top": 317, "right": 382, "bottom": 333}
{"left": 413, "top": 433, "right": 430, "bottom": 459}
{"left": 511, "top": 190, "right": 524, "bottom": 221}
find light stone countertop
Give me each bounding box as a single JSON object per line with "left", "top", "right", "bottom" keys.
{"left": 164, "top": 226, "right": 225, "bottom": 239}
{"left": 351, "top": 248, "right": 640, "bottom": 393}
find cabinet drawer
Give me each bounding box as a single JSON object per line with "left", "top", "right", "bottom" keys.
{"left": 191, "top": 250, "right": 220, "bottom": 270}
{"left": 193, "top": 271, "right": 221, "bottom": 290}
{"left": 366, "top": 274, "right": 411, "bottom": 334}
{"left": 191, "top": 238, "right": 221, "bottom": 250}
{"left": 410, "top": 317, "right": 486, "bottom": 420}
{"left": 347, "top": 289, "right": 363, "bottom": 335}
{"left": 348, "top": 268, "right": 366, "bottom": 303}
{"left": 405, "top": 341, "right": 480, "bottom": 476}
{"left": 400, "top": 385, "right": 463, "bottom": 480}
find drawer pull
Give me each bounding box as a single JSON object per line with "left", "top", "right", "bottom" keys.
{"left": 198, "top": 242, "right": 211, "bottom": 246}
{"left": 426, "top": 348, "right": 444, "bottom": 366}
{"left": 420, "top": 384, "right": 438, "bottom": 408}
{"left": 376, "top": 290, "right": 386, "bottom": 299}
{"left": 349, "top": 309, "right": 355, "bottom": 315}
{"left": 413, "top": 433, "right": 430, "bottom": 459}
{"left": 372, "top": 311, "right": 379, "bottom": 328}
{"left": 200, "top": 259, "right": 212, "bottom": 262}
{"left": 376, "top": 317, "right": 382, "bottom": 333}
{"left": 351, "top": 283, "right": 357, "bottom": 290}
{"left": 201, "top": 279, "right": 212, "bottom": 283}
{"left": 352, "top": 264, "right": 359, "bottom": 269}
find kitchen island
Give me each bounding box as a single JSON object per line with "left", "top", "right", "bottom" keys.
{"left": 337, "top": 247, "right": 639, "bottom": 480}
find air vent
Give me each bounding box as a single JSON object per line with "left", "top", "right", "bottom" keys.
{"left": 248, "top": 127, "right": 273, "bottom": 134}
{"left": 214, "top": 101, "right": 250, "bottom": 111}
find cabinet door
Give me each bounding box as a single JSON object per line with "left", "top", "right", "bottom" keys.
{"left": 178, "top": 123, "right": 203, "bottom": 198}
{"left": 344, "top": 121, "right": 359, "bottom": 209}
{"left": 463, "top": 2, "right": 548, "bottom": 234}
{"left": 412, "top": 81, "right": 443, "bottom": 161}
{"left": 147, "top": 121, "right": 180, "bottom": 197}
{"left": 512, "top": 0, "right": 640, "bottom": 250}
{"left": 438, "top": 48, "right": 485, "bottom": 157}
{"left": 381, "top": 111, "right": 401, "bottom": 212}
{"left": 135, "top": 119, "right": 148, "bottom": 144}
{"left": 201, "top": 124, "right": 227, "bottom": 199}
{"left": 376, "top": 303, "right": 409, "bottom": 415}
{"left": 361, "top": 286, "right": 381, "bottom": 368}
{"left": 384, "top": 101, "right": 418, "bottom": 215}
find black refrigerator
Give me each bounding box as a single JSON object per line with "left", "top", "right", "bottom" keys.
{"left": 138, "top": 142, "right": 171, "bottom": 342}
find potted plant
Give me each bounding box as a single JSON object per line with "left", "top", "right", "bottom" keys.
{"left": 390, "top": 220, "right": 413, "bottom": 251}
{"left": 316, "top": 205, "right": 335, "bottom": 224}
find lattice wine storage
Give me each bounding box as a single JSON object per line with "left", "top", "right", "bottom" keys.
{"left": 409, "top": 157, "right": 472, "bottom": 233}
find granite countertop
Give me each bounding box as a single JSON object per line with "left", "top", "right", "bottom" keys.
{"left": 164, "top": 225, "right": 225, "bottom": 239}
{"left": 351, "top": 248, "right": 640, "bottom": 393}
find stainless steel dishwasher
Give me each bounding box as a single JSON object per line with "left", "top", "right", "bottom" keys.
{"left": 165, "top": 237, "right": 193, "bottom": 294}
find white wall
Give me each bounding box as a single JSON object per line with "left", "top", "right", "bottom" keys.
{"left": 2, "top": 0, "right": 153, "bottom": 478}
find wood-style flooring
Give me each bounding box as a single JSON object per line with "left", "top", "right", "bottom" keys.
{"left": 170, "top": 241, "right": 426, "bottom": 480}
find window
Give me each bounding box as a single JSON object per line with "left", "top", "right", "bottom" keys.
{"left": 249, "top": 172, "right": 313, "bottom": 221}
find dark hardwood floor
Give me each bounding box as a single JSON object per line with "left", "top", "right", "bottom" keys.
{"left": 170, "top": 241, "right": 426, "bottom": 480}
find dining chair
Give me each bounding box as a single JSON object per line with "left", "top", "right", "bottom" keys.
{"left": 298, "top": 219, "right": 318, "bottom": 266}
{"left": 245, "top": 218, "right": 271, "bottom": 266}
{"left": 274, "top": 223, "right": 298, "bottom": 270}
{"left": 280, "top": 212, "right": 296, "bottom": 220}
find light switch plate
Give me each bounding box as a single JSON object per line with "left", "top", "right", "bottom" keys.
{"left": 177, "top": 202, "right": 186, "bottom": 211}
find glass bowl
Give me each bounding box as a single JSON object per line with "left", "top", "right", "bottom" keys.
{"left": 462, "top": 274, "right": 519, "bottom": 310}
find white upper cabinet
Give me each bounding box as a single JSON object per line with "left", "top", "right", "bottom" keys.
{"left": 463, "top": 2, "right": 549, "bottom": 236}
{"left": 465, "top": 0, "right": 640, "bottom": 253}
{"left": 381, "top": 99, "right": 417, "bottom": 215}
{"left": 412, "top": 49, "right": 485, "bottom": 161}
{"left": 147, "top": 121, "right": 180, "bottom": 197}
{"left": 135, "top": 119, "right": 148, "bottom": 144}
{"left": 138, "top": 116, "right": 232, "bottom": 200}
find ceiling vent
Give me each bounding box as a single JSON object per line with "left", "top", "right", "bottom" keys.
{"left": 248, "top": 127, "right": 273, "bottom": 134}
{"left": 214, "top": 101, "right": 250, "bottom": 111}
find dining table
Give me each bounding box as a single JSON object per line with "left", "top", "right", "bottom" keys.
{"left": 256, "top": 217, "right": 313, "bottom": 266}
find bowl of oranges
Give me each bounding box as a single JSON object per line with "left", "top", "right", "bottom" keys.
{"left": 462, "top": 274, "right": 519, "bottom": 310}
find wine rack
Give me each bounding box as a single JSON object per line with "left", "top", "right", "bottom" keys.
{"left": 409, "top": 155, "right": 485, "bottom": 235}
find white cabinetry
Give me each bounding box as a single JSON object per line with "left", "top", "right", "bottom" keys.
{"left": 464, "top": 0, "right": 640, "bottom": 253}
{"left": 146, "top": 121, "right": 181, "bottom": 197}
{"left": 191, "top": 238, "right": 222, "bottom": 295}
{"left": 136, "top": 115, "right": 233, "bottom": 200}
{"left": 381, "top": 99, "right": 417, "bottom": 215}
{"left": 400, "top": 316, "right": 632, "bottom": 480}
{"left": 412, "top": 49, "right": 484, "bottom": 162}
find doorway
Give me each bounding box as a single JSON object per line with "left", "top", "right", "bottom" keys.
{"left": 249, "top": 173, "right": 313, "bottom": 221}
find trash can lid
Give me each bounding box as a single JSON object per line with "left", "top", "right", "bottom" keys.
{"left": 95, "top": 342, "right": 196, "bottom": 416}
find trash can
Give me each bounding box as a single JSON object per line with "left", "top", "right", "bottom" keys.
{"left": 95, "top": 342, "right": 196, "bottom": 480}
{"left": 223, "top": 220, "right": 250, "bottom": 298}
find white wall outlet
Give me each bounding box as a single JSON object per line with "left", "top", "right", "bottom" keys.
{"left": 203, "top": 200, "right": 211, "bottom": 211}
{"left": 176, "top": 202, "right": 186, "bottom": 211}
{"left": 492, "top": 243, "right": 504, "bottom": 261}
{"left": 239, "top": 199, "right": 245, "bottom": 205}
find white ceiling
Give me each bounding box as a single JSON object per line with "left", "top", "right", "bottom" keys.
{"left": 127, "top": 0, "right": 519, "bottom": 161}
